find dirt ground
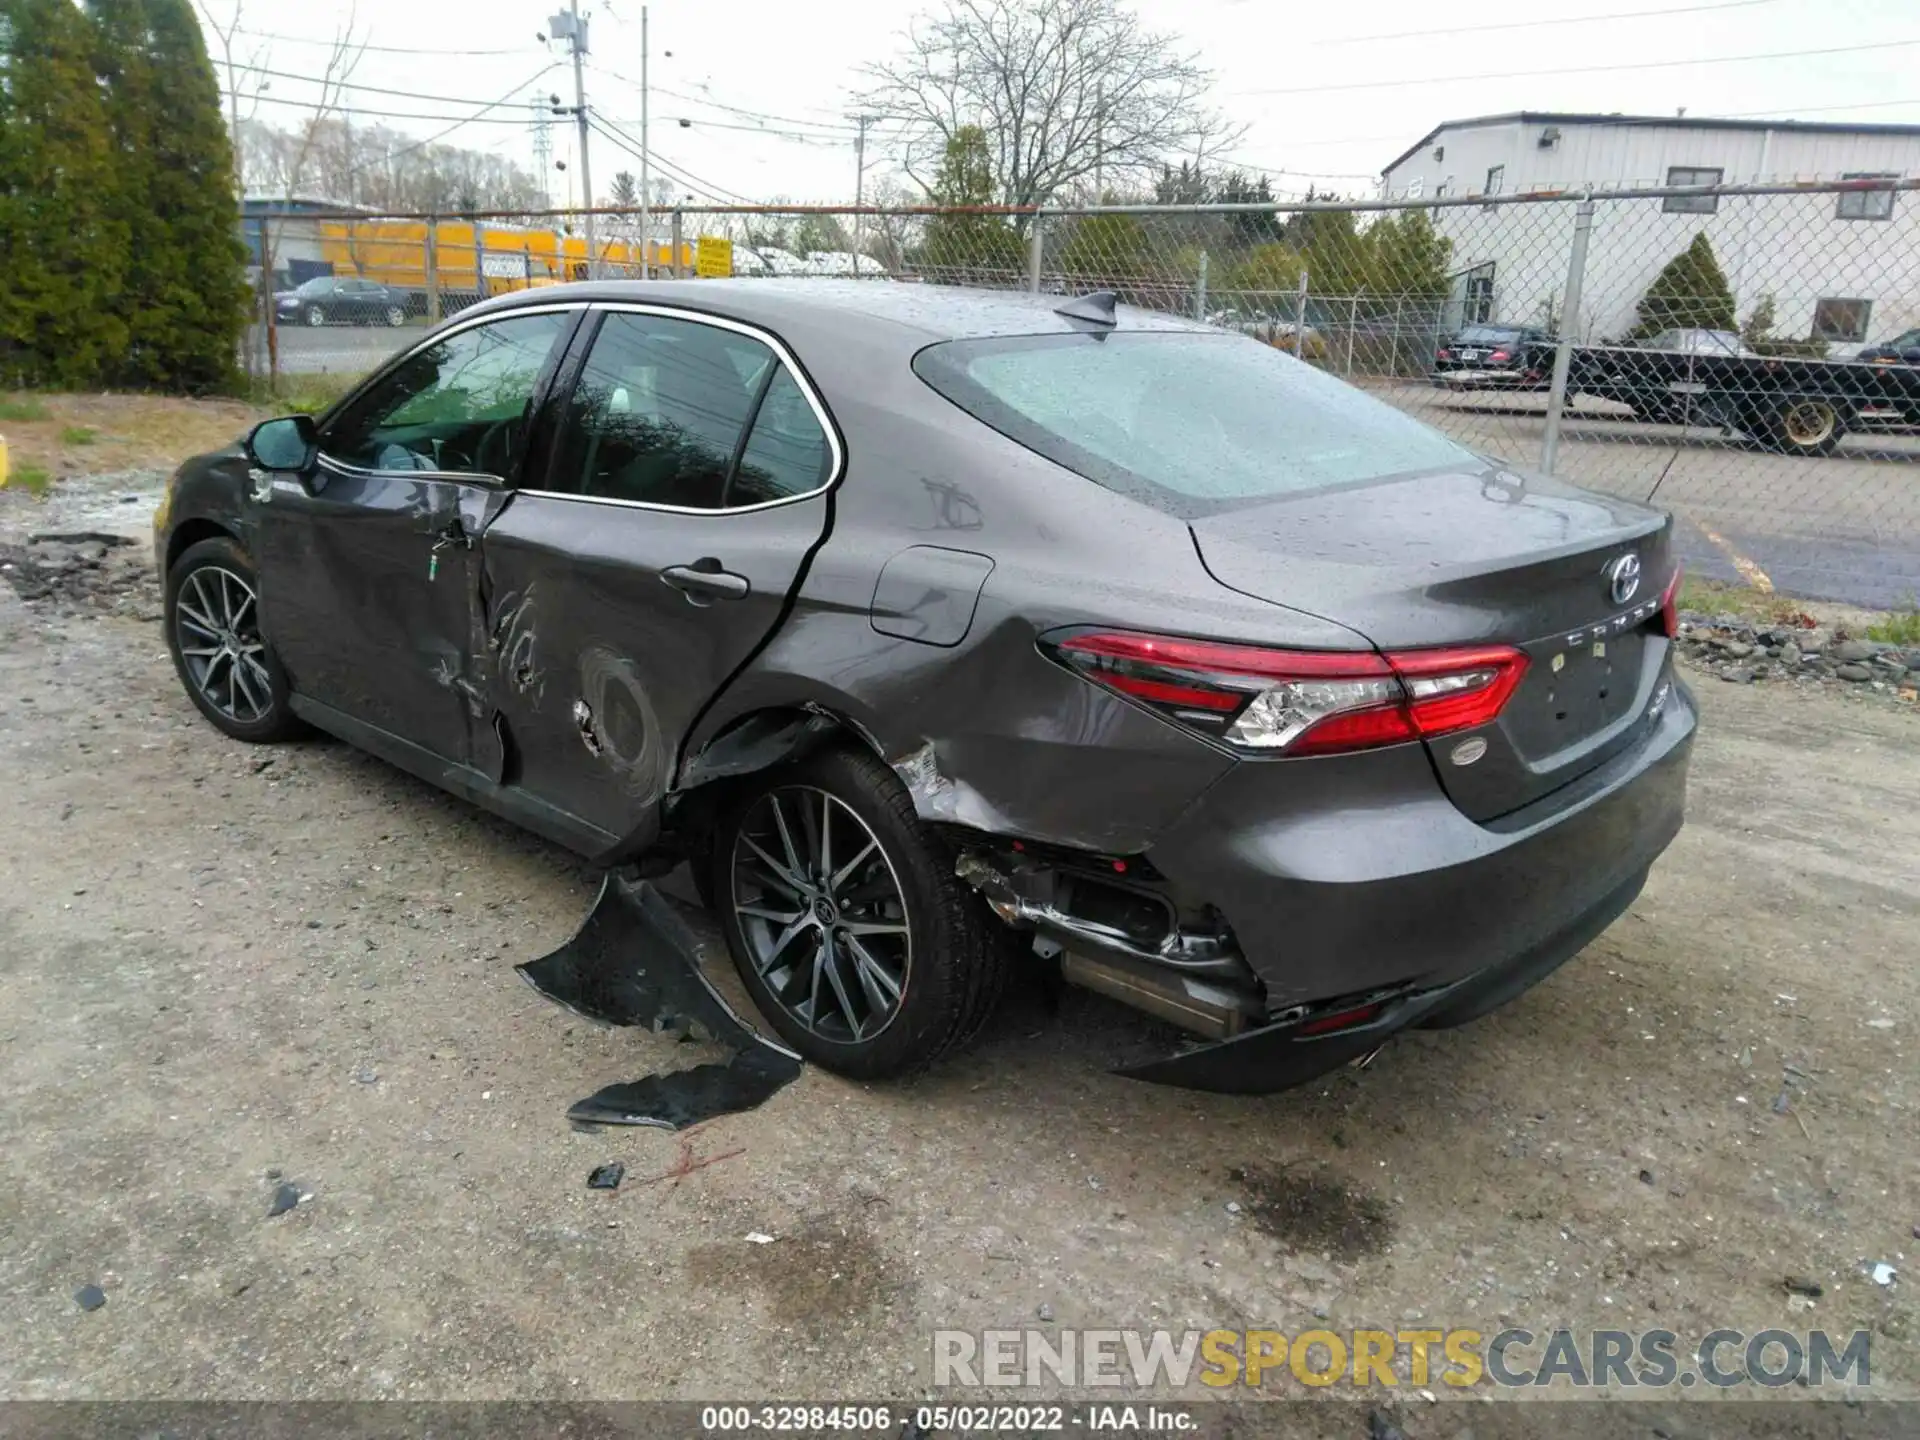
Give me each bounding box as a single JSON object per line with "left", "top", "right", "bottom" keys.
{"left": 0, "top": 461, "right": 1915, "bottom": 1428}
{"left": 1, "top": 393, "right": 260, "bottom": 487}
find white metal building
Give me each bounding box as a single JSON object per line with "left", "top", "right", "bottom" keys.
{"left": 1379, "top": 113, "right": 1920, "bottom": 345}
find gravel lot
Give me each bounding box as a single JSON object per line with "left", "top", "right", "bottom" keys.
{"left": 0, "top": 474, "right": 1915, "bottom": 1425}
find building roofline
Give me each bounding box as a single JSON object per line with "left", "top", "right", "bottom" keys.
{"left": 1381, "top": 111, "right": 1920, "bottom": 176}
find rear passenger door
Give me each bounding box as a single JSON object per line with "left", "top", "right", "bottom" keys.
{"left": 480, "top": 305, "right": 839, "bottom": 850}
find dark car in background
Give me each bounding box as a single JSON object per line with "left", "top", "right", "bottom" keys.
{"left": 275, "top": 276, "right": 410, "bottom": 329}
{"left": 152, "top": 281, "right": 1694, "bottom": 1094}
{"left": 1432, "top": 324, "right": 1552, "bottom": 388}
{"left": 1857, "top": 326, "right": 1920, "bottom": 367}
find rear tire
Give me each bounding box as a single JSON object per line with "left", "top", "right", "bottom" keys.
{"left": 1761, "top": 395, "right": 1845, "bottom": 457}
{"left": 385, "top": 305, "right": 406, "bottom": 327}
{"left": 165, "top": 536, "right": 304, "bottom": 744}
{"left": 304, "top": 305, "right": 326, "bottom": 328}
{"left": 711, "top": 744, "right": 1011, "bottom": 1080}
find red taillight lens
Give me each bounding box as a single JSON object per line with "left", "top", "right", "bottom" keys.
{"left": 1489, "top": 349, "right": 1511, "bottom": 362}
{"left": 1436, "top": 348, "right": 1452, "bottom": 360}
{"left": 1042, "top": 630, "right": 1528, "bottom": 757}
{"left": 1659, "top": 564, "right": 1683, "bottom": 638}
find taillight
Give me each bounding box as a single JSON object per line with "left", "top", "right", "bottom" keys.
{"left": 1436, "top": 348, "right": 1452, "bottom": 360}
{"left": 1659, "top": 564, "right": 1683, "bottom": 638}
{"left": 1042, "top": 630, "right": 1528, "bottom": 757}
{"left": 1489, "top": 349, "right": 1511, "bottom": 362}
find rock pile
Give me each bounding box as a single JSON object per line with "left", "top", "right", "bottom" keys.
{"left": 1675, "top": 610, "right": 1918, "bottom": 698}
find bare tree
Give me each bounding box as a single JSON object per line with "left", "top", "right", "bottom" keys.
{"left": 855, "top": 0, "right": 1241, "bottom": 208}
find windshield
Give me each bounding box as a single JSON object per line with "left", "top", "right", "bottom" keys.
{"left": 1456, "top": 326, "right": 1523, "bottom": 344}
{"left": 914, "top": 331, "right": 1477, "bottom": 517}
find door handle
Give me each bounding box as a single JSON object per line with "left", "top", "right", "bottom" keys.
{"left": 662, "top": 562, "right": 750, "bottom": 602}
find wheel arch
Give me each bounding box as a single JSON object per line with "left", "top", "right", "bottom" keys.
{"left": 165, "top": 517, "right": 240, "bottom": 575}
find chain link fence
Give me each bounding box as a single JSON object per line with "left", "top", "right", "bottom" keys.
{"left": 246, "top": 181, "right": 1920, "bottom": 606}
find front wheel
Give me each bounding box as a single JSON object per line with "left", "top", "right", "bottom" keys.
{"left": 164, "top": 536, "right": 304, "bottom": 743}
{"left": 711, "top": 744, "right": 1011, "bottom": 1080}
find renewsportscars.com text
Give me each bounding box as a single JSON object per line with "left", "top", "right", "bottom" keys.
{"left": 932, "top": 1327, "right": 1873, "bottom": 1390}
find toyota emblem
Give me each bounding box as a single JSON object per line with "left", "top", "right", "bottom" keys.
{"left": 1606, "top": 553, "right": 1642, "bottom": 606}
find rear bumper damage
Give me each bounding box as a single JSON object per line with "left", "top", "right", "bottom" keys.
{"left": 957, "top": 678, "right": 1696, "bottom": 1094}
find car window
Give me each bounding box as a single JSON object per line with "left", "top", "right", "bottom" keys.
{"left": 915, "top": 331, "right": 1474, "bottom": 518}
{"left": 1456, "top": 326, "right": 1520, "bottom": 344}
{"left": 729, "top": 368, "right": 832, "bottom": 505}
{"left": 321, "top": 313, "right": 569, "bottom": 476}
{"left": 555, "top": 311, "right": 779, "bottom": 509}
{"left": 295, "top": 278, "right": 335, "bottom": 298}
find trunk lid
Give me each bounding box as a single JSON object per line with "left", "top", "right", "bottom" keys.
{"left": 1191, "top": 465, "right": 1674, "bottom": 821}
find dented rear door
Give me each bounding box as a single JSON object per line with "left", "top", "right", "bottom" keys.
{"left": 479, "top": 306, "right": 838, "bottom": 847}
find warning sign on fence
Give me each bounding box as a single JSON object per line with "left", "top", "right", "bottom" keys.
{"left": 695, "top": 237, "right": 733, "bottom": 278}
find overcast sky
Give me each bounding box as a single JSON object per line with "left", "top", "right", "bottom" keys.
{"left": 202, "top": 0, "right": 1920, "bottom": 206}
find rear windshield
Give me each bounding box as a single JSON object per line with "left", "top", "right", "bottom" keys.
{"left": 1456, "top": 326, "right": 1524, "bottom": 343}
{"left": 913, "top": 331, "right": 1474, "bottom": 517}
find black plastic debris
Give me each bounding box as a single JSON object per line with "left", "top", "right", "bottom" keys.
{"left": 1783, "top": 1274, "right": 1825, "bottom": 1298}
{"left": 267, "top": 1183, "right": 301, "bottom": 1218}
{"left": 586, "top": 1162, "right": 626, "bottom": 1191}
{"left": 518, "top": 874, "right": 802, "bottom": 1130}
{"left": 73, "top": 1285, "right": 106, "bottom": 1312}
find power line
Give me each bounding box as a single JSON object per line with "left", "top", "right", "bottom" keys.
{"left": 245, "top": 93, "right": 546, "bottom": 125}
{"left": 590, "top": 114, "right": 756, "bottom": 205}
{"left": 226, "top": 24, "right": 534, "bottom": 57}
{"left": 591, "top": 66, "right": 862, "bottom": 135}
{"left": 1305, "top": 0, "right": 1786, "bottom": 47}
{"left": 336, "top": 68, "right": 562, "bottom": 178}
{"left": 230, "top": 62, "right": 558, "bottom": 109}
{"left": 1234, "top": 36, "right": 1920, "bottom": 97}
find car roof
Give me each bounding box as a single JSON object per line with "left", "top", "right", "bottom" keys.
{"left": 462, "top": 278, "right": 1218, "bottom": 347}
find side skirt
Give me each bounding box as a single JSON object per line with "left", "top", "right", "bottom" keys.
{"left": 289, "top": 695, "right": 619, "bottom": 857}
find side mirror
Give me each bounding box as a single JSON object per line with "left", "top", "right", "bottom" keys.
{"left": 246, "top": 414, "right": 318, "bottom": 473}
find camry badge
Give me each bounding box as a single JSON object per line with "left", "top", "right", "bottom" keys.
{"left": 1607, "top": 552, "right": 1642, "bottom": 606}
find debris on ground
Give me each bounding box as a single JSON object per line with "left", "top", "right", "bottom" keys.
{"left": 0, "top": 532, "right": 156, "bottom": 616}
{"left": 73, "top": 1285, "right": 106, "bottom": 1312}
{"left": 1366, "top": 1408, "right": 1408, "bottom": 1440}
{"left": 586, "top": 1162, "right": 625, "bottom": 1191}
{"left": 745, "top": 1231, "right": 775, "bottom": 1245}
{"left": 1871, "top": 1262, "right": 1898, "bottom": 1287}
{"left": 267, "top": 1183, "right": 302, "bottom": 1218}
{"left": 1783, "top": 1275, "right": 1825, "bottom": 1298}
{"left": 517, "top": 874, "right": 802, "bottom": 1130}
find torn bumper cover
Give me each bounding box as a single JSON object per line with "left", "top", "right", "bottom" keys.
{"left": 1116, "top": 864, "right": 1650, "bottom": 1094}
{"left": 519, "top": 873, "right": 801, "bottom": 1128}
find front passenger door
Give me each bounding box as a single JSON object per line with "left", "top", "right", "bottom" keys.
{"left": 253, "top": 309, "right": 575, "bottom": 767}
{"left": 480, "top": 307, "right": 839, "bottom": 850}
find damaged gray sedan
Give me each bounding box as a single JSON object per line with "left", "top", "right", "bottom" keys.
{"left": 155, "top": 281, "right": 1695, "bottom": 1093}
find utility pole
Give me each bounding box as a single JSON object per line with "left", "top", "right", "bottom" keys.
{"left": 551, "top": 1, "right": 596, "bottom": 277}
{"left": 639, "top": 5, "right": 649, "bottom": 279}
{"left": 1093, "top": 79, "right": 1103, "bottom": 201}
{"left": 849, "top": 114, "right": 874, "bottom": 277}
{"left": 531, "top": 101, "right": 553, "bottom": 207}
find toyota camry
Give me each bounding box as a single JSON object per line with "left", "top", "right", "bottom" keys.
{"left": 154, "top": 280, "right": 1695, "bottom": 1092}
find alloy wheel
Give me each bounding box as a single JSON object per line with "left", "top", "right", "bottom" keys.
{"left": 1783, "top": 399, "right": 1837, "bottom": 447}
{"left": 730, "top": 786, "right": 912, "bottom": 1044}
{"left": 173, "top": 565, "right": 274, "bottom": 725}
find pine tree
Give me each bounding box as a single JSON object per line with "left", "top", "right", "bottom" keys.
{"left": 90, "top": 0, "right": 246, "bottom": 391}
{"left": 0, "top": 0, "right": 127, "bottom": 388}
{"left": 1631, "top": 233, "right": 1736, "bottom": 339}
{"left": 920, "top": 127, "right": 1022, "bottom": 279}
